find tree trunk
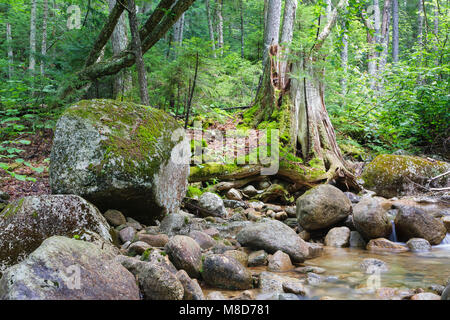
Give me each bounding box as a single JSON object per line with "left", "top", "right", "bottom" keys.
{"left": 263, "top": 0, "right": 281, "bottom": 66}
{"left": 252, "top": 0, "right": 358, "bottom": 190}
{"left": 240, "top": 0, "right": 245, "bottom": 59}
{"left": 29, "top": 0, "right": 37, "bottom": 73}
{"left": 341, "top": 32, "right": 348, "bottom": 95}
{"left": 128, "top": 0, "right": 150, "bottom": 105}
{"left": 173, "top": 12, "right": 185, "bottom": 46}
{"left": 205, "top": 0, "right": 216, "bottom": 57}
{"left": 392, "top": 0, "right": 399, "bottom": 63}
{"left": 108, "top": 0, "right": 132, "bottom": 97}
{"left": 379, "top": 0, "right": 392, "bottom": 72}
{"left": 418, "top": 0, "right": 424, "bottom": 48}
{"left": 280, "top": 0, "right": 297, "bottom": 89}
{"left": 40, "top": 0, "right": 48, "bottom": 76}
{"left": 216, "top": 0, "right": 224, "bottom": 55}
{"left": 6, "top": 22, "right": 13, "bottom": 79}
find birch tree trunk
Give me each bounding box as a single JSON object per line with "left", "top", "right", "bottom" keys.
{"left": 40, "top": 0, "right": 48, "bottom": 76}
{"left": 206, "top": 0, "right": 216, "bottom": 57}
{"left": 108, "top": 0, "right": 132, "bottom": 97}
{"left": 216, "top": 0, "right": 224, "bottom": 56}
{"left": 6, "top": 22, "right": 13, "bottom": 79}
{"left": 128, "top": 0, "right": 150, "bottom": 105}
{"left": 29, "top": 0, "right": 37, "bottom": 73}
{"left": 367, "top": 0, "right": 381, "bottom": 90}
{"left": 392, "top": 0, "right": 399, "bottom": 63}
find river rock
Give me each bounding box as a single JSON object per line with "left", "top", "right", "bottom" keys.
{"left": 207, "top": 291, "right": 227, "bottom": 300}
{"left": 406, "top": 238, "right": 432, "bottom": 252}
{"left": 442, "top": 216, "right": 450, "bottom": 232}
{"left": 248, "top": 250, "right": 268, "bottom": 267}
{"left": 202, "top": 254, "right": 253, "bottom": 290}
{"left": 0, "top": 195, "right": 111, "bottom": 271}
{"left": 296, "top": 184, "right": 352, "bottom": 230}
{"left": 268, "top": 251, "right": 293, "bottom": 272}
{"left": 226, "top": 188, "right": 243, "bottom": 201}
{"left": 188, "top": 230, "right": 216, "bottom": 250}
{"left": 198, "top": 192, "right": 227, "bottom": 218}
{"left": 127, "top": 241, "right": 151, "bottom": 255}
{"left": 165, "top": 235, "right": 202, "bottom": 278}
{"left": 159, "top": 211, "right": 192, "bottom": 236}
{"left": 353, "top": 197, "right": 392, "bottom": 240}
{"left": 119, "top": 226, "right": 136, "bottom": 243}
{"left": 395, "top": 205, "right": 447, "bottom": 245}
{"left": 116, "top": 255, "right": 184, "bottom": 300}
{"left": 324, "top": 227, "right": 351, "bottom": 247}
{"left": 360, "top": 258, "right": 389, "bottom": 274}
{"left": 366, "top": 238, "right": 409, "bottom": 252}
{"left": 50, "top": 99, "right": 189, "bottom": 225}
{"left": 104, "top": 209, "right": 127, "bottom": 226}
{"left": 242, "top": 185, "right": 258, "bottom": 197}
{"left": 176, "top": 270, "right": 204, "bottom": 300}
{"left": 361, "top": 154, "right": 450, "bottom": 198}
{"left": 0, "top": 236, "right": 139, "bottom": 300}
{"left": 224, "top": 250, "right": 248, "bottom": 267}
{"left": 345, "top": 192, "right": 361, "bottom": 203}
{"left": 349, "top": 231, "right": 367, "bottom": 248}
{"left": 236, "top": 219, "right": 310, "bottom": 262}
{"left": 138, "top": 233, "right": 169, "bottom": 247}
{"left": 442, "top": 284, "right": 450, "bottom": 300}
{"left": 410, "top": 292, "right": 441, "bottom": 300}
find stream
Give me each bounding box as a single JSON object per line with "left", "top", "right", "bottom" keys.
{"left": 203, "top": 234, "right": 450, "bottom": 300}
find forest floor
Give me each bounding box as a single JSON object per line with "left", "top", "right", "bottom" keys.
{"left": 0, "top": 130, "right": 52, "bottom": 201}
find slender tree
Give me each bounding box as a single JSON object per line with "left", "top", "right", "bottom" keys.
{"left": 128, "top": 0, "right": 150, "bottom": 105}
{"left": 392, "top": 0, "right": 399, "bottom": 63}
{"left": 240, "top": 0, "right": 245, "bottom": 59}
{"left": 29, "top": 0, "right": 37, "bottom": 73}
{"left": 205, "top": 0, "right": 216, "bottom": 57}
{"left": 379, "top": 0, "right": 392, "bottom": 72}
{"left": 41, "top": 0, "right": 48, "bottom": 76}
{"left": 216, "top": 0, "right": 224, "bottom": 55}
{"left": 6, "top": 22, "right": 14, "bottom": 79}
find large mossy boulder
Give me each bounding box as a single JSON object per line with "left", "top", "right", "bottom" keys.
{"left": 362, "top": 155, "right": 449, "bottom": 198}
{"left": 0, "top": 195, "right": 112, "bottom": 271}
{"left": 50, "top": 99, "right": 189, "bottom": 224}
{"left": 0, "top": 236, "right": 140, "bottom": 300}
{"left": 296, "top": 184, "right": 352, "bottom": 231}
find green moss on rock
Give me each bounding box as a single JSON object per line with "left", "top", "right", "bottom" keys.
{"left": 362, "top": 154, "right": 449, "bottom": 198}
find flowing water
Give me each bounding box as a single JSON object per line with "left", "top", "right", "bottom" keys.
{"left": 203, "top": 237, "right": 450, "bottom": 300}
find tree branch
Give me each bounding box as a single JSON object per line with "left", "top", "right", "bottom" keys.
{"left": 312, "top": 0, "right": 348, "bottom": 52}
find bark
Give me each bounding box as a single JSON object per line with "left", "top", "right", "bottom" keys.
{"left": 205, "top": 0, "right": 216, "bottom": 57}
{"left": 363, "top": 2, "right": 378, "bottom": 90}
{"left": 379, "top": 0, "right": 392, "bottom": 72}
{"left": 392, "top": 0, "right": 399, "bottom": 63}
{"left": 240, "top": 0, "right": 245, "bottom": 59}
{"left": 373, "top": 0, "right": 381, "bottom": 44}
{"left": 41, "top": 0, "right": 48, "bottom": 76}
{"left": 128, "top": 0, "right": 150, "bottom": 105}
{"left": 29, "top": 0, "right": 37, "bottom": 73}
{"left": 341, "top": 32, "right": 348, "bottom": 95}
{"left": 263, "top": 0, "right": 282, "bottom": 66}
{"left": 173, "top": 12, "right": 185, "bottom": 46}
{"left": 6, "top": 22, "right": 13, "bottom": 79}
{"left": 108, "top": 0, "right": 132, "bottom": 97}
{"left": 280, "top": 0, "right": 297, "bottom": 89}
{"left": 216, "top": 0, "right": 224, "bottom": 55}
{"left": 326, "top": 0, "right": 332, "bottom": 21}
